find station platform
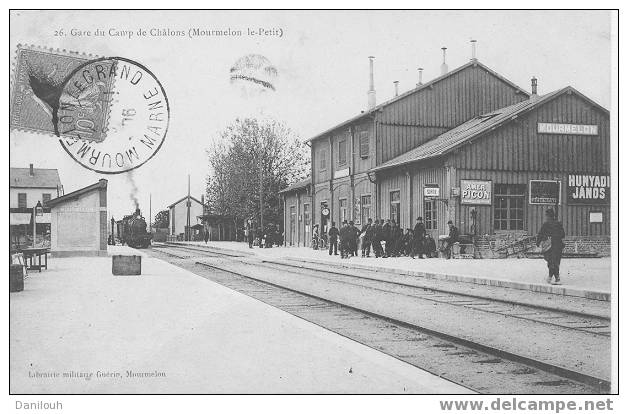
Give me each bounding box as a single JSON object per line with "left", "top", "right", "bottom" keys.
{"left": 177, "top": 241, "right": 612, "bottom": 301}
{"left": 9, "top": 245, "right": 470, "bottom": 394}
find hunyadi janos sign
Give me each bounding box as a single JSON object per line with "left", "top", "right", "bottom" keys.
{"left": 567, "top": 174, "right": 610, "bottom": 205}
{"left": 460, "top": 180, "right": 492, "bottom": 205}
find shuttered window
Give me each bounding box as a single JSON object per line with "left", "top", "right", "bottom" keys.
{"left": 338, "top": 140, "right": 347, "bottom": 166}
{"left": 359, "top": 131, "right": 369, "bottom": 158}
{"left": 18, "top": 193, "right": 27, "bottom": 209}
{"left": 319, "top": 149, "right": 327, "bottom": 171}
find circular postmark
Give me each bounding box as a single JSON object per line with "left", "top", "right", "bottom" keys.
{"left": 56, "top": 57, "right": 169, "bottom": 174}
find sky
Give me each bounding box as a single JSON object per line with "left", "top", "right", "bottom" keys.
{"left": 9, "top": 10, "right": 612, "bottom": 221}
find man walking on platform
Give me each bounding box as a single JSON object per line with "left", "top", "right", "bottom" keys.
{"left": 328, "top": 222, "right": 339, "bottom": 256}
{"left": 372, "top": 219, "right": 383, "bottom": 258}
{"left": 412, "top": 217, "right": 426, "bottom": 259}
{"left": 536, "top": 209, "right": 566, "bottom": 284}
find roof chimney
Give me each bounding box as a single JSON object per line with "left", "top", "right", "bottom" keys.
{"left": 440, "top": 47, "right": 448, "bottom": 75}
{"left": 470, "top": 39, "right": 477, "bottom": 61}
{"left": 29, "top": 163, "right": 34, "bottom": 176}
{"left": 367, "top": 56, "right": 376, "bottom": 110}
{"left": 393, "top": 80, "right": 399, "bottom": 97}
{"left": 417, "top": 67, "right": 424, "bottom": 86}
{"left": 531, "top": 77, "right": 538, "bottom": 99}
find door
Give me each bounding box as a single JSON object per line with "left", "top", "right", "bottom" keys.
{"left": 289, "top": 206, "right": 296, "bottom": 246}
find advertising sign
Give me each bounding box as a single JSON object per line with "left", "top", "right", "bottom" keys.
{"left": 537, "top": 123, "right": 598, "bottom": 135}
{"left": 567, "top": 174, "right": 610, "bottom": 205}
{"left": 529, "top": 180, "right": 561, "bottom": 205}
{"left": 423, "top": 183, "right": 440, "bottom": 199}
{"left": 460, "top": 180, "right": 492, "bottom": 205}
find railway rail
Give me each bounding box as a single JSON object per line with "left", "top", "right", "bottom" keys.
{"left": 148, "top": 243, "right": 610, "bottom": 394}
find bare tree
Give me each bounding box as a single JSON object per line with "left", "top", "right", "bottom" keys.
{"left": 205, "top": 118, "right": 309, "bottom": 229}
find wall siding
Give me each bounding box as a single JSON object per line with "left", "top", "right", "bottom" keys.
{"left": 376, "top": 65, "right": 528, "bottom": 164}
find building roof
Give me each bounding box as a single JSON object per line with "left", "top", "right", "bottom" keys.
{"left": 279, "top": 178, "right": 311, "bottom": 194}
{"left": 10, "top": 167, "right": 62, "bottom": 188}
{"left": 168, "top": 195, "right": 203, "bottom": 208}
{"left": 371, "top": 86, "right": 609, "bottom": 173}
{"left": 307, "top": 60, "right": 531, "bottom": 143}
{"left": 47, "top": 179, "right": 107, "bottom": 207}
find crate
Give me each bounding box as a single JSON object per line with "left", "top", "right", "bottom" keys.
{"left": 10, "top": 264, "right": 25, "bottom": 292}
{"left": 112, "top": 255, "right": 142, "bottom": 276}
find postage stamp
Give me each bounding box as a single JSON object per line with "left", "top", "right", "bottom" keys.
{"left": 10, "top": 45, "right": 170, "bottom": 174}
{"left": 10, "top": 45, "right": 113, "bottom": 142}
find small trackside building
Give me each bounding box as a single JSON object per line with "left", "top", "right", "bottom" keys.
{"left": 371, "top": 86, "right": 610, "bottom": 256}
{"left": 48, "top": 179, "right": 108, "bottom": 257}
{"left": 308, "top": 59, "right": 530, "bottom": 236}
{"left": 279, "top": 178, "right": 312, "bottom": 247}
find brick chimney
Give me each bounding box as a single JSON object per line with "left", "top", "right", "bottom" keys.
{"left": 417, "top": 67, "right": 424, "bottom": 86}
{"left": 29, "top": 163, "right": 34, "bottom": 176}
{"left": 470, "top": 39, "right": 477, "bottom": 61}
{"left": 531, "top": 77, "right": 539, "bottom": 100}
{"left": 367, "top": 56, "right": 376, "bottom": 110}
{"left": 393, "top": 80, "right": 399, "bottom": 97}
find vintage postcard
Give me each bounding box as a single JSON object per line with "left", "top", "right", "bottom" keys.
{"left": 7, "top": 8, "right": 619, "bottom": 413}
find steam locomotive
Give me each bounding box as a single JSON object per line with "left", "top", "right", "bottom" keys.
{"left": 115, "top": 208, "right": 152, "bottom": 248}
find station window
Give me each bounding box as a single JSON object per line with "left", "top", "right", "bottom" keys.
{"left": 18, "top": 193, "right": 27, "bottom": 209}
{"left": 319, "top": 149, "right": 327, "bottom": 171}
{"left": 303, "top": 203, "right": 310, "bottom": 226}
{"left": 338, "top": 140, "right": 347, "bottom": 166}
{"left": 42, "top": 193, "right": 51, "bottom": 206}
{"left": 494, "top": 184, "right": 526, "bottom": 230}
{"left": 359, "top": 131, "right": 369, "bottom": 158}
{"left": 339, "top": 198, "right": 348, "bottom": 223}
{"left": 361, "top": 195, "right": 371, "bottom": 225}
{"left": 390, "top": 191, "right": 400, "bottom": 224}
{"left": 424, "top": 200, "right": 437, "bottom": 230}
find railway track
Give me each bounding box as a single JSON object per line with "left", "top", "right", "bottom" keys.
{"left": 148, "top": 243, "right": 610, "bottom": 394}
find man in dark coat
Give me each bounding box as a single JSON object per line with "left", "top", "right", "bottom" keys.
{"left": 536, "top": 209, "right": 566, "bottom": 284}
{"left": 339, "top": 221, "right": 350, "bottom": 258}
{"left": 328, "top": 222, "right": 339, "bottom": 256}
{"left": 361, "top": 218, "right": 373, "bottom": 257}
{"left": 382, "top": 219, "right": 392, "bottom": 258}
{"left": 255, "top": 227, "right": 263, "bottom": 248}
{"left": 371, "top": 219, "right": 382, "bottom": 258}
{"left": 349, "top": 221, "right": 359, "bottom": 257}
{"left": 246, "top": 220, "right": 254, "bottom": 248}
{"left": 444, "top": 220, "right": 459, "bottom": 259}
{"left": 412, "top": 217, "right": 426, "bottom": 259}
{"left": 390, "top": 221, "right": 403, "bottom": 257}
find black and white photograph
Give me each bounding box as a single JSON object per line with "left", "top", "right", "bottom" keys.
{"left": 6, "top": 6, "right": 621, "bottom": 413}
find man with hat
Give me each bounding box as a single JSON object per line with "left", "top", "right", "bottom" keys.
{"left": 444, "top": 220, "right": 460, "bottom": 259}
{"left": 327, "top": 221, "right": 339, "bottom": 256}
{"left": 412, "top": 217, "right": 426, "bottom": 259}
{"left": 536, "top": 209, "right": 566, "bottom": 284}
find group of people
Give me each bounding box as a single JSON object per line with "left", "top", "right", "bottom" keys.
{"left": 321, "top": 217, "right": 443, "bottom": 259}
{"left": 245, "top": 223, "right": 283, "bottom": 248}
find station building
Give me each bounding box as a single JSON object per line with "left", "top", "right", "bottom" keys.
{"left": 48, "top": 179, "right": 108, "bottom": 257}
{"left": 283, "top": 48, "right": 610, "bottom": 255}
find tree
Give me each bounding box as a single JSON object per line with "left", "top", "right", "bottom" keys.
{"left": 153, "top": 209, "right": 169, "bottom": 229}
{"left": 205, "top": 118, "right": 309, "bottom": 229}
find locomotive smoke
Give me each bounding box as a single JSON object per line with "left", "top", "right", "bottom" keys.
{"left": 126, "top": 171, "right": 140, "bottom": 211}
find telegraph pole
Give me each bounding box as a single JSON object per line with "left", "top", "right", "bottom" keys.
{"left": 186, "top": 174, "right": 191, "bottom": 241}
{"left": 149, "top": 193, "right": 152, "bottom": 234}
{"left": 259, "top": 151, "right": 264, "bottom": 230}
